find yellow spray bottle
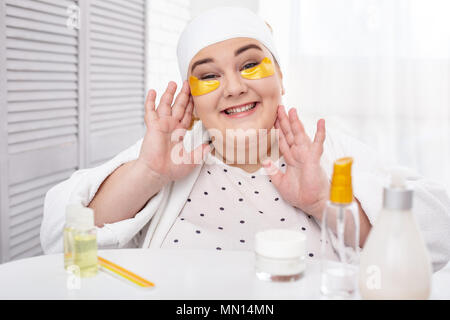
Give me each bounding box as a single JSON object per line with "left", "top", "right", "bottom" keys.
{"left": 320, "top": 157, "right": 360, "bottom": 299}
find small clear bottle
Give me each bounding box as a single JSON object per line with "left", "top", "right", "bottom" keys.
{"left": 72, "top": 206, "right": 98, "bottom": 277}
{"left": 255, "top": 229, "right": 306, "bottom": 282}
{"left": 63, "top": 204, "right": 79, "bottom": 269}
{"left": 320, "top": 157, "right": 360, "bottom": 299}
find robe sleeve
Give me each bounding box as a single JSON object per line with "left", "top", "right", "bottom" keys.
{"left": 40, "top": 138, "right": 167, "bottom": 254}
{"left": 322, "top": 125, "right": 450, "bottom": 272}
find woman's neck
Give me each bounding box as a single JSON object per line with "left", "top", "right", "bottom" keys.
{"left": 210, "top": 142, "right": 280, "bottom": 174}
{"left": 229, "top": 162, "right": 263, "bottom": 173}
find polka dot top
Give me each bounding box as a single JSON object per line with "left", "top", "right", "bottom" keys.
{"left": 161, "top": 153, "right": 337, "bottom": 259}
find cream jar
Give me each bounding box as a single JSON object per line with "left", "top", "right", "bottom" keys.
{"left": 254, "top": 229, "right": 306, "bottom": 282}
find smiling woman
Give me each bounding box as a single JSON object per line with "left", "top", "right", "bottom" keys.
{"left": 40, "top": 6, "right": 450, "bottom": 277}
{"left": 187, "top": 37, "right": 284, "bottom": 171}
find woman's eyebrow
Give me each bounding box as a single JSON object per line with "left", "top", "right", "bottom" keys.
{"left": 234, "top": 44, "right": 263, "bottom": 56}
{"left": 191, "top": 58, "right": 214, "bottom": 74}
{"left": 190, "top": 44, "right": 263, "bottom": 74}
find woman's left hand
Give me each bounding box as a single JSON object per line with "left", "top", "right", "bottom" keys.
{"left": 263, "top": 105, "right": 330, "bottom": 219}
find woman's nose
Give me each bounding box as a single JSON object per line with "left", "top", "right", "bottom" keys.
{"left": 223, "top": 72, "right": 247, "bottom": 98}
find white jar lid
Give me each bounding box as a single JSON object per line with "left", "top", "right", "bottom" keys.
{"left": 255, "top": 229, "right": 306, "bottom": 259}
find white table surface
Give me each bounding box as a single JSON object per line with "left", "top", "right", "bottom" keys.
{"left": 0, "top": 248, "right": 448, "bottom": 300}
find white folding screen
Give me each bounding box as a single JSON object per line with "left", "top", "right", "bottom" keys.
{"left": 87, "top": 0, "right": 146, "bottom": 167}
{"left": 0, "top": 0, "right": 146, "bottom": 263}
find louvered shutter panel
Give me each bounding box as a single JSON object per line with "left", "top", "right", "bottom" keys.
{"left": 0, "top": 0, "right": 147, "bottom": 262}
{"left": 87, "top": 0, "right": 146, "bottom": 167}
{"left": 1, "top": 0, "right": 79, "bottom": 262}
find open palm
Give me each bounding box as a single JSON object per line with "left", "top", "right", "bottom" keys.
{"left": 263, "top": 105, "right": 330, "bottom": 218}
{"left": 137, "top": 81, "right": 209, "bottom": 183}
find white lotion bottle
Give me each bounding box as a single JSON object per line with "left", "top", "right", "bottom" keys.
{"left": 359, "top": 170, "right": 432, "bottom": 299}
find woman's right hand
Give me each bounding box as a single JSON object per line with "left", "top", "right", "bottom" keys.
{"left": 136, "top": 81, "right": 210, "bottom": 183}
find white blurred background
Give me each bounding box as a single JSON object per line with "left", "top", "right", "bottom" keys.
{"left": 0, "top": 0, "right": 448, "bottom": 262}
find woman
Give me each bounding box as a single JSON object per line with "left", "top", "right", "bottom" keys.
{"left": 40, "top": 7, "right": 450, "bottom": 271}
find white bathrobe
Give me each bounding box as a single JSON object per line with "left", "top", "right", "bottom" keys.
{"left": 40, "top": 122, "right": 450, "bottom": 272}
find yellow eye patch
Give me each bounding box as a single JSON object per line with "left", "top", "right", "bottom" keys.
{"left": 240, "top": 57, "right": 275, "bottom": 80}
{"left": 189, "top": 76, "right": 220, "bottom": 96}
{"left": 188, "top": 57, "right": 275, "bottom": 96}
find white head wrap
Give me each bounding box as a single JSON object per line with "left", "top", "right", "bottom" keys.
{"left": 177, "top": 6, "right": 281, "bottom": 153}
{"left": 176, "top": 6, "right": 281, "bottom": 81}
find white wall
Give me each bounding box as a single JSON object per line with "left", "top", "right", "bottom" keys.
{"left": 146, "top": 0, "right": 191, "bottom": 102}
{"left": 190, "top": 0, "right": 259, "bottom": 17}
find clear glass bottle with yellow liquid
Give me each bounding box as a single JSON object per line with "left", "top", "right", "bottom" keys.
{"left": 320, "top": 157, "right": 360, "bottom": 299}
{"left": 63, "top": 204, "right": 79, "bottom": 269}
{"left": 71, "top": 206, "right": 98, "bottom": 277}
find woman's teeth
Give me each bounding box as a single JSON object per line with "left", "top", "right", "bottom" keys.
{"left": 224, "top": 102, "right": 256, "bottom": 115}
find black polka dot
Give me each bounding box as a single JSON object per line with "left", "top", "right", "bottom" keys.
{"left": 254, "top": 191, "right": 259, "bottom": 194}
{"left": 207, "top": 170, "right": 211, "bottom": 174}
{"left": 240, "top": 220, "right": 245, "bottom": 224}
{"left": 301, "top": 227, "right": 306, "bottom": 231}
{"left": 187, "top": 198, "right": 191, "bottom": 202}
{"left": 180, "top": 218, "right": 185, "bottom": 221}
{"left": 221, "top": 187, "right": 226, "bottom": 190}
{"left": 281, "top": 163, "right": 286, "bottom": 167}
{"left": 238, "top": 198, "right": 243, "bottom": 202}
{"left": 240, "top": 239, "right": 245, "bottom": 243}
{"left": 309, "top": 253, "right": 314, "bottom": 257}
{"left": 174, "top": 239, "right": 178, "bottom": 243}
{"left": 195, "top": 230, "right": 201, "bottom": 234}
{"left": 219, "top": 207, "right": 224, "bottom": 211}
{"left": 251, "top": 175, "right": 255, "bottom": 179}
{"left": 280, "top": 218, "right": 285, "bottom": 222}
{"left": 216, "top": 247, "right": 222, "bottom": 250}
{"left": 308, "top": 215, "right": 312, "bottom": 219}
{"left": 200, "top": 213, "right": 205, "bottom": 217}
{"left": 238, "top": 181, "right": 242, "bottom": 186}
{"left": 218, "top": 226, "right": 223, "bottom": 230}
{"left": 274, "top": 197, "right": 279, "bottom": 201}
{"left": 223, "top": 169, "right": 227, "bottom": 172}
{"left": 258, "top": 210, "right": 263, "bottom": 214}
{"left": 269, "top": 180, "right": 272, "bottom": 183}
{"left": 204, "top": 191, "right": 208, "bottom": 195}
